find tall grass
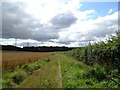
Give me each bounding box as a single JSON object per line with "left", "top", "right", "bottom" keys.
{"left": 2, "top": 51, "right": 52, "bottom": 70}
{"left": 19, "top": 55, "right": 58, "bottom": 88}
{"left": 59, "top": 54, "right": 118, "bottom": 88}
{"left": 2, "top": 58, "right": 49, "bottom": 88}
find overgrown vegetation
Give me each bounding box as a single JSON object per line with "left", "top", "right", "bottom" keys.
{"left": 2, "top": 32, "right": 120, "bottom": 88}
{"left": 19, "top": 55, "right": 58, "bottom": 88}
{"left": 2, "top": 51, "right": 52, "bottom": 70}
{"left": 59, "top": 54, "right": 118, "bottom": 88}
{"left": 67, "top": 32, "right": 120, "bottom": 88}
{"left": 2, "top": 59, "right": 49, "bottom": 88}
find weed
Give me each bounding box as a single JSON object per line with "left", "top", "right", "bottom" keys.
{"left": 11, "top": 69, "right": 27, "bottom": 84}
{"left": 89, "top": 64, "right": 106, "bottom": 82}
{"left": 22, "top": 64, "right": 34, "bottom": 75}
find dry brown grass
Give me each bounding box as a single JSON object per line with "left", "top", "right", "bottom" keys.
{"left": 0, "top": 51, "right": 2, "bottom": 68}
{"left": 2, "top": 51, "right": 53, "bottom": 70}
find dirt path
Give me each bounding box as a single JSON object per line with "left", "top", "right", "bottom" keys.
{"left": 57, "top": 59, "right": 62, "bottom": 88}
{"left": 19, "top": 54, "right": 63, "bottom": 88}
{"left": 19, "top": 61, "right": 58, "bottom": 88}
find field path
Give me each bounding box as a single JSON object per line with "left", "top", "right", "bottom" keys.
{"left": 19, "top": 54, "right": 61, "bottom": 88}
{"left": 57, "top": 59, "right": 62, "bottom": 88}
{"left": 18, "top": 53, "right": 88, "bottom": 88}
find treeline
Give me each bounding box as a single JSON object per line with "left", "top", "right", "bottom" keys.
{"left": 1, "top": 45, "right": 74, "bottom": 52}
{"left": 68, "top": 32, "right": 120, "bottom": 70}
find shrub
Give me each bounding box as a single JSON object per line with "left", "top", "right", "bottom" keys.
{"left": 11, "top": 70, "right": 27, "bottom": 84}
{"left": 92, "top": 81, "right": 107, "bottom": 88}
{"left": 2, "top": 79, "right": 13, "bottom": 88}
{"left": 33, "top": 64, "right": 41, "bottom": 70}
{"left": 22, "top": 64, "right": 34, "bottom": 75}
{"left": 90, "top": 64, "right": 106, "bottom": 82}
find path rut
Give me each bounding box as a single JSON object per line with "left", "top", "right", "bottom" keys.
{"left": 57, "top": 59, "right": 62, "bottom": 88}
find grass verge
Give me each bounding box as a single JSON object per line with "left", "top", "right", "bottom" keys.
{"left": 18, "top": 55, "right": 58, "bottom": 88}
{"left": 2, "top": 58, "right": 49, "bottom": 88}
{"left": 59, "top": 54, "right": 118, "bottom": 88}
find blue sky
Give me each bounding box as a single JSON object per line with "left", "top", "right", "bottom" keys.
{"left": 1, "top": 0, "right": 119, "bottom": 47}
{"left": 80, "top": 2, "right": 118, "bottom": 17}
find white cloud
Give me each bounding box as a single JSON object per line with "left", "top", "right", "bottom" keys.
{"left": 2, "top": 0, "right": 118, "bottom": 47}
{"left": 57, "top": 11, "right": 118, "bottom": 46}
{"left": 24, "top": 0, "right": 82, "bottom": 24}
{"left": 108, "top": 9, "right": 113, "bottom": 14}
{"left": 0, "top": 38, "right": 40, "bottom": 46}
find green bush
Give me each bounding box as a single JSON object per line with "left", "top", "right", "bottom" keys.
{"left": 33, "top": 64, "right": 41, "bottom": 70}
{"left": 67, "top": 32, "right": 120, "bottom": 71}
{"left": 90, "top": 64, "right": 106, "bottom": 82}
{"left": 63, "top": 80, "right": 79, "bottom": 88}
{"left": 11, "top": 70, "right": 27, "bottom": 84}
{"left": 92, "top": 81, "right": 107, "bottom": 88}
{"left": 2, "top": 79, "right": 13, "bottom": 88}
{"left": 22, "top": 64, "right": 34, "bottom": 74}
{"left": 2, "top": 60, "right": 49, "bottom": 88}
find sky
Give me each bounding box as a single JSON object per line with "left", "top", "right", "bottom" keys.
{"left": 0, "top": 0, "right": 119, "bottom": 47}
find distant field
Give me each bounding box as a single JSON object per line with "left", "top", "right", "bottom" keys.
{"left": 2, "top": 51, "right": 53, "bottom": 70}
{"left": 0, "top": 51, "right": 2, "bottom": 68}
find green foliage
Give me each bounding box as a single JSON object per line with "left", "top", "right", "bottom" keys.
{"left": 67, "top": 32, "right": 120, "bottom": 88}
{"left": 2, "top": 70, "right": 13, "bottom": 88}
{"left": 2, "top": 59, "right": 49, "bottom": 88}
{"left": 89, "top": 64, "right": 106, "bottom": 82}
{"left": 11, "top": 69, "right": 27, "bottom": 84}
{"left": 22, "top": 64, "right": 34, "bottom": 75}
{"left": 22, "top": 59, "right": 48, "bottom": 75}
{"left": 19, "top": 55, "right": 58, "bottom": 88}
{"left": 60, "top": 54, "right": 109, "bottom": 88}
{"left": 67, "top": 33, "right": 120, "bottom": 70}
{"left": 2, "top": 78, "right": 13, "bottom": 88}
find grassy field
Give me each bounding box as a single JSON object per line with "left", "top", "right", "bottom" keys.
{"left": 2, "top": 51, "right": 119, "bottom": 88}
{"left": 2, "top": 51, "right": 52, "bottom": 70}
{"left": 17, "top": 54, "right": 116, "bottom": 88}
{"left": 59, "top": 54, "right": 109, "bottom": 88}
{"left": 19, "top": 55, "right": 59, "bottom": 88}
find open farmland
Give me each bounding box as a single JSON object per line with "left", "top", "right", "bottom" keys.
{"left": 2, "top": 51, "right": 120, "bottom": 88}
{"left": 2, "top": 51, "right": 53, "bottom": 70}
{"left": 2, "top": 32, "right": 120, "bottom": 89}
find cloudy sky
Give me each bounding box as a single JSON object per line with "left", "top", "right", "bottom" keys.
{"left": 0, "top": 0, "right": 119, "bottom": 47}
